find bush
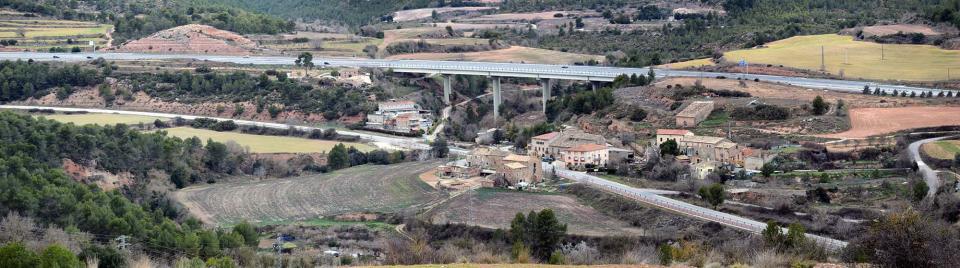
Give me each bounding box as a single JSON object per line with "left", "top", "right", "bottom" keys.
{"left": 731, "top": 104, "right": 790, "bottom": 120}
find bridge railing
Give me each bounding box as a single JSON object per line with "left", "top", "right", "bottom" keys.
{"left": 551, "top": 166, "right": 847, "bottom": 251}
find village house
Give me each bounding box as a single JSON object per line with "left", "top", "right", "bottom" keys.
{"left": 655, "top": 129, "right": 695, "bottom": 145}
{"left": 365, "top": 100, "right": 433, "bottom": 134}
{"left": 743, "top": 148, "right": 776, "bottom": 171}
{"left": 560, "top": 143, "right": 634, "bottom": 170}
{"left": 529, "top": 129, "right": 606, "bottom": 159}
{"left": 676, "top": 101, "right": 714, "bottom": 128}
{"left": 656, "top": 129, "right": 743, "bottom": 166}
{"left": 497, "top": 154, "right": 542, "bottom": 185}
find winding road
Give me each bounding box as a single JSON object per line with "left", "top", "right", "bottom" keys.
{"left": 908, "top": 136, "right": 956, "bottom": 198}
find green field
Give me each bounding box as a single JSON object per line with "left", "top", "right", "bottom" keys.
{"left": 40, "top": 113, "right": 164, "bottom": 126}
{"left": 922, "top": 140, "right": 960, "bottom": 160}
{"left": 160, "top": 127, "right": 374, "bottom": 153}
{"left": 723, "top": 34, "right": 960, "bottom": 81}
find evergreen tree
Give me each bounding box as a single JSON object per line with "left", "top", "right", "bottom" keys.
{"left": 812, "top": 95, "right": 828, "bottom": 115}
{"left": 327, "top": 143, "right": 350, "bottom": 170}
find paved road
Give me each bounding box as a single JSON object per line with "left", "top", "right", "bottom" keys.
{"left": 908, "top": 136, "right": 956, "bottom": 198}
{"left": 1, "top": 52, "right": 952, "bottom": 95}
{"left": 546, "top": 162, "right": 848, "bottom": 251}
{"left": 0, "top": 104, "right": 470, "bottom": 155}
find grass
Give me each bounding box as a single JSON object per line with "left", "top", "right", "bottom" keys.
{"left": 323, "top": 38, "right": 383, "bottom": 52}
{"left": 39, "top": 113, "right": 164, "bottom": 126}
{"left": 662, "top": 58, "right": 716, "bottom": 69}
{"left": 160, "top": 127, "right": 374, "bottom": 153}
{"left": 723, "top": 34, "right": 960, "bottom": 81}
{"left": 0, "top": 24, "right": 110, "bottom": 38}
{"left": 922, "top": 140, "right": 960, "bottom": 160}
{"left": 698, "top": 110, "right": 730, "bottom": 128}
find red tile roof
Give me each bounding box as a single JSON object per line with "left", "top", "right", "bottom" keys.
{"left": 656, "top": 129, "right": 693, "bottom": 136}
{"left": 566, "top": 143, "right": 607, "bottom": 152}
{"left": 532, "top": 132, "right": 559, "bottom": 140}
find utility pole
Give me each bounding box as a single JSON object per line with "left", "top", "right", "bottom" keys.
{"left": 115, "top": 235, "right": 129, "bottom": 251}
{"left": 819, "top": 45, "right": 825, "bottom": 72}
{"left": 275, "top": 235, "right": 284, "bottom": 268}
{"left": 881, "top": 44, "right": 885, "bottom": 60}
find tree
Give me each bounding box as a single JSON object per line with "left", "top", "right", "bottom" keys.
{"left": 811, "top": 95, "right": 828, "bottom": 115}
{"left": 912, "top": 179, "right": 929, "bottom": 202}
{"left": 509, "top": 210, "right": 566, "bottom": 261}
{"left": 785, "top": 222, "right": 806, "bottom": 248}
{"left": 327, "top": 143, "right": 350, "bottom": 170}
{"left": 431, "top": 137, "right": 450, "bottom": 158}
{"left": 39, "top": 244, "right": 80, "bottom": 268}
{"left": 862, "top": 85, "right": 870, "bottom": 94}
{"left": 698, "top": 183, "right": 725, "bottom": 209}
{"left": 761, "top": 162, "right": 776, "bottom": 177}
{"left": 295, "top": 52, "right": 314, "bottom": 73}
{"left": 0, "top": 243, "right": 40, "bottom": 268}
{"left": 233, "top": 221, "right": 258, "bottom": 247}
{"left": 762, "top": 221, "right": 784, "bottom": 246}
{"left": 659, "top": 139, "right": 679, "bottom": 157}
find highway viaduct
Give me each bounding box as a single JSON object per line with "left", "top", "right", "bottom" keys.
{"left": 2, "top": 52, "right": 956, "bottom": 123}
{"left": 391, "top": 65, "right": 614, "bottom": 124}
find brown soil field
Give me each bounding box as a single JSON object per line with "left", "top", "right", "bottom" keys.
{"left": 386, "top": 46, "right": 603, "bottom": 64}
{"left": 173, "top": 161, "right": 443, "bottom": 225}
{"left": 860, "top": 24, "right": 941, "bottom": 38}
{"left": 115, "top": 24, "right": 257, "bottom": 55}
{"left": 393, "top": 7, "right": 497, "bottom": 22}
{"left": 429, "top": 189, "right": 647, "bottom": 237}
{"left": 821, "top": 106, "right": 960, "bottom": 139}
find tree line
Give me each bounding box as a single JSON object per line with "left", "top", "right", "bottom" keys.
{"left": 0, "top": 112, "right": 266, "bottom": 266}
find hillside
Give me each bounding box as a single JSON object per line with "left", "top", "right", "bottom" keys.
{"left": 114, "top": 24, "right": 258, "bottom": 54}
{"left": 196, "top": 0, "right": 435, "bottom": 26}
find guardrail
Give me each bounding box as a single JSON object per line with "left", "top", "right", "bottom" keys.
{"left": 550, "top": 166, "right": 847, "bottom": 251}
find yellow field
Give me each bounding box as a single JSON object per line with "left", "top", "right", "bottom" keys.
{"left": 661, "top": 58, "right": 715, "bottom": 69}
{"left": 723, "top": 34, "right": 960, "bottom": 81}
{"left": 40, "top": 113, "right": 164, "bottom": 126}
{"left": 160, "top": 127, "right": 374, "bottom": 153}
{"left": 0, "top": 24, "right": 110, "bottom": 38}
{"left": 921, "top": 140, "right": 960, "bottom": 160}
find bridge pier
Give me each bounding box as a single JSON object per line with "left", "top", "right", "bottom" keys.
{"left": 540, "top": 78, "right": 552, "bottom": 114}
{"left": 441, "top": 74, "right": 452, "bottom": 105}
{"left": 492, "top": 76, "right": 501, "bottom": 124}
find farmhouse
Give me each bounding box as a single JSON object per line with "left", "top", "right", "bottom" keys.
{"left": 529, "top": 129, "right": 606, "bottom": 158}
{"left": 676, "top": 101, "right": 714, "bottom": 128}
{"left": 459, "top": 147, "right": 543, "bottom": 186}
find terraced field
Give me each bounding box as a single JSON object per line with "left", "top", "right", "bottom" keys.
{"left": 0, "top": 18, "right": 111, "bottom": 50}
{"left": 173, "top": 161, "right": 442, "bottom": 226}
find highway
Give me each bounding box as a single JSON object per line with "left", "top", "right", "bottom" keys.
{"left": 0, "top": 52, "right": 953, "bottom": 95}
{"left": 547, "top": 162, "right": 849, "bottom": 251}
